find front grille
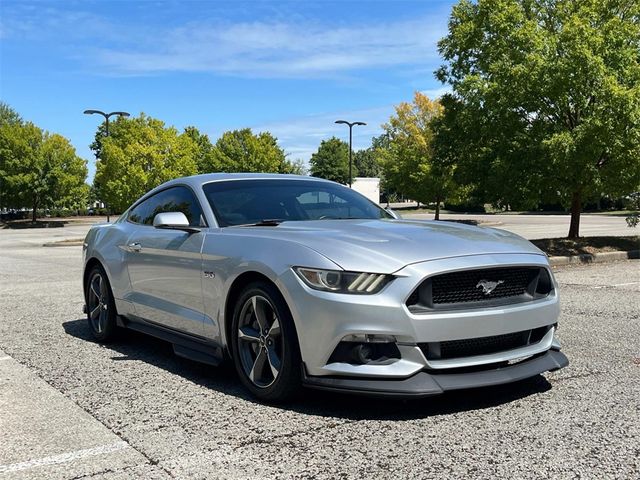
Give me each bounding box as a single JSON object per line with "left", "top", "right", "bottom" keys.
{"left": 419, "top": 326, "right": 550, "bottom": 360}
{"left": 407, "top": 266, "right": 552, "bottom": 312}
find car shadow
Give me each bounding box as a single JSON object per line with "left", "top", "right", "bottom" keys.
{"left": 63, "top": 318, "right": 552, "bottom": 421}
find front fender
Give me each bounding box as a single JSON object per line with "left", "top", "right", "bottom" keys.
{"left": 200, "top": 230, "right": 340, "bottom": 347}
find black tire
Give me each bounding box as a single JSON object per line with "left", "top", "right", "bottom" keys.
{"left": 230, "top": 281, "right": 301, "bottom": 402}
{"left": 85, "top": 264, "right": 119, "bottom": 342}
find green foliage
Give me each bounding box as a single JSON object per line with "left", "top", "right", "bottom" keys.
{"left": 287, "top": 158, "right": 308, "bottom": 175}
{"left": 0, "top": 102, "right": 22, "bottom": 126}
{"left": 204, "top": 128, "right": 298, "bottom": 174}
{"left": 93, "top": 120, "right": 300, "bottom": 212}
{"left": 0, "top": 103, "right": 88, "bottom": 220}
{"left": 437, "top": 0, "right": 640, "bottom": 236}
{"left": 93, "top": 114, "right": 199, "bottom": 212}
{"left": 382, "top": 92, "right": 456, "bottom": 219}
{"left": 183, "top": 126, "right": 216, "bottom": 174}
{"left": 353, "top": 135, "right": 385, "bottom": 179}
{"left": 625, "top": 193, "right": 640, "bottom": 227}
{"left": 309, "top": 137, "right": 353, "bottom": 184}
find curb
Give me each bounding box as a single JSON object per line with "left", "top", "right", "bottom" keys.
{"left": 549, "top": 250, "right": 639, "bottom": 266}
{"left": 42, "top": 241, "right": 84, "bottom": 247}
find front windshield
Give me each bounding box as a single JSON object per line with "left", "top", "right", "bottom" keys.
{"left": 203, "top": 179, "right": 391, "bottom": 227}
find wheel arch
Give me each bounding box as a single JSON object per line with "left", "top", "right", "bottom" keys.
{"left": 83, "top": 257, "right": 104, "bottom": 301}
{"left": 223, "top": 271, "right": 296, "bottom": 358}
{"left": 83, "top": 257, "right": 117, "bottom": 309}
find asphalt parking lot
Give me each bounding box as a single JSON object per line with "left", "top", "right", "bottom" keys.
{"left": 0, "top": 228, "right": 638, "bottom": 479}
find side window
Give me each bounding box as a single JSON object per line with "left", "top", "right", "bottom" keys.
{"left": 128, "top": 186, "right": 204, "bottom": 227}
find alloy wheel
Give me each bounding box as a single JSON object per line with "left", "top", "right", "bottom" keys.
{"left": 87, "top": 272, "right": 109, "bottom": 334}
{"left": 236, "top": 295, "right": 283, "bottom": 388}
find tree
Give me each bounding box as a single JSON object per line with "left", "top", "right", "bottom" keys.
{"left": 287, "top": 158, "right": 307, "bottom": 175}
{"left": 42, "top": 134, "right": 90, "bottom": 211}
{"left": 309, "top": 137, "right": 353, "bottom": 184}
{"left": 0, "top": 107, "right": 88, "bottom": 221}
{"left": 93, "top": 114, "right": 198, "bottom": 213}
{"left": 205, "top": 128, "right": 299, "bottom": 174}
{"left": 437, "top": 0, "right": 640, "bottom": 237}
{"left": 353, "top": 145, "right": 383, "bottom": 178}
{"left": 183, "top": 126, "right": 216, "bottom": 174}
{"left": 382, "top": 92, "right": 455, "bottom": 220}
{"left": 0, "top": 102, "right": 23, "bottom": 210}
{"left": 0, "top": 102, "right": 22, "bottom": 126}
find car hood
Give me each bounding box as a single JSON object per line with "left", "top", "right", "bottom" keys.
{"left": 225, "top": 219, "right": 545, "bottom": 273}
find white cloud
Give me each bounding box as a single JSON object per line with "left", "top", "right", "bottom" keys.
{"left": 1, "top": 4, "right": 448, "bottom": 79}
{"left": 419, "top": 86, "right": 452, "bottom": 99}
{"left": 251, "top": 104, "right": 393, "bottom": 163}
{"left": 94, "top": 16, "right": 446, "bottom": 78}
{"left": 250, "top": 85, "right": 452, "bottom": 164}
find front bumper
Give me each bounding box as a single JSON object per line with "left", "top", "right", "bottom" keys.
{"left": 302, "top": 349, "right": 568, "bottom": 398}
{"left": 278, "top": 253, "right": 561, "bottom": 378}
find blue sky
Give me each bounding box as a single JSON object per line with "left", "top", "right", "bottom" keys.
{"left": 0, "top": 0, "right": 455, "bottom": 180}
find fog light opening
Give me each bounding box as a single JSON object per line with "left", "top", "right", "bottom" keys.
{"left": 328, "top": 336, "right": 401, "bottom": 366}
{"left": 352, "top": 344, "right": 374, "bottom": 364}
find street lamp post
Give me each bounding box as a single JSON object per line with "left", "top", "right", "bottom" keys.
{"left": 84, "top": 109, "right": 130, "bottom": 222}
{"left": 334, "top": 120, "right": 366, "bottom": 187}
{"left": 84, "top": 109, "right": 130, "bottom": 136}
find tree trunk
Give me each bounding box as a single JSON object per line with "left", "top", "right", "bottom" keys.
{"left": 31, "top": 196, "right": 38, "bottom": 223}
{"left": 568, "top": 191, "right": 581, "bottom": 239}
{"left": 434, "top": 195, "right": 441, "bottom": 221}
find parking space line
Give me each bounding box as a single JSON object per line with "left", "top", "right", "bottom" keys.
{"left": 0, "top": 356, "right": 11, "bottom": 361}
{"left": 0, "top": 441, "right": 129, "bottom": 474}
{"left": 590, "top": 281, "right": 640, "bottom": 289}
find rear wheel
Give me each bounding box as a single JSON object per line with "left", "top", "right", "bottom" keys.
{"left": 231, "top": 281, "right": 301, "bottom": 402}
{"left": 85, "top": 265, "right": 118, "bottom": 342}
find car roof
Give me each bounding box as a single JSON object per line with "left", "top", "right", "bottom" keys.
{"left": 162, "top": 173, "right": 333, "bottom": 190}
{"left": 134, "top": 173, "right": 335, "bottom": 207}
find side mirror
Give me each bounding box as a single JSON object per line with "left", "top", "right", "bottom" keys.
{"left": 385, "top": 207, "right": 402, "bottom": 219}
{"left": 153, "top": 212, "right": 199, "bottom": 233}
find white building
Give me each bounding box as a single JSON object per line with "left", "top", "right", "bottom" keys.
{"left": 352, "top": 177, "right": 380, "bottom": 204}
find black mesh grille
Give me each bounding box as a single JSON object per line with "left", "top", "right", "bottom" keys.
{"left": 419, "top": 326, "right": 550, "bottom": 360}
{"left": 440, "top": 331, "right": 527, "bottom": 358}
{"left": 432, "top": 267, "right": 536, "bottom": 304}
{"left": 407, "top": 267, "right": 549, "bottom": 311}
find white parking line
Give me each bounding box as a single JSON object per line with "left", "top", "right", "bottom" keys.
{"left": 591, "top": 282, "right": 640, "bottom": 289}
{"left": 0, "top": 441, "right": 129, "bottom": 473}
{"left": 0, "top": 356, "right": 11, "bottom": 361}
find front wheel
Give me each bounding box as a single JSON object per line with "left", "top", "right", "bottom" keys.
{"left": 231, "top": 281, "right": 301, "bottom": 402}
{"left": 85, "top": 265, "right": 118, "bottom": 342}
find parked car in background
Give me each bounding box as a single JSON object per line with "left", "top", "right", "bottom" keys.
{"left": 82, "top": 173, "right": 568, "bottom": 401}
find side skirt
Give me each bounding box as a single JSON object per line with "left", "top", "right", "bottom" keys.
{"left": 117, "top": 316, "right": 224, "bottom": 367}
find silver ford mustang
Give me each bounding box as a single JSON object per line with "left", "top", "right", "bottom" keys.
{"left": 83, "top": 173, "right": 568, "bottom": 401}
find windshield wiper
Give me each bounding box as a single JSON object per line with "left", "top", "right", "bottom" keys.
{"left": 234, "top": 219, "right": 284, "bottom": 227}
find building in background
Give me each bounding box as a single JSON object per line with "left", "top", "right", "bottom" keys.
{"left": 352, "top": 177, "right": 380, "bottom": 204}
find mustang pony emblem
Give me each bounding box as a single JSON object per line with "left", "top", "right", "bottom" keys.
{"left": 476, "top": 279, "right": 504, "bottom": 295}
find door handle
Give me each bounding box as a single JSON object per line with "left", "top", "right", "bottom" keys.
{"left": 128, "top": 242, "right": 142, "bottom": 252}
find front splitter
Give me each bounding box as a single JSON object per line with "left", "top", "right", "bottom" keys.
{"left": 302, "top": 349, "right": 568, "bottom": 398}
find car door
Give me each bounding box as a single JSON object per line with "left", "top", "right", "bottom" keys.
{"left": 125, "top": 185, "right": 206, "bottom": 336}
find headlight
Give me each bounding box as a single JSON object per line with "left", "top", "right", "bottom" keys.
{"left": 293, "top": 267, "right": 392, "bottom": 294}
